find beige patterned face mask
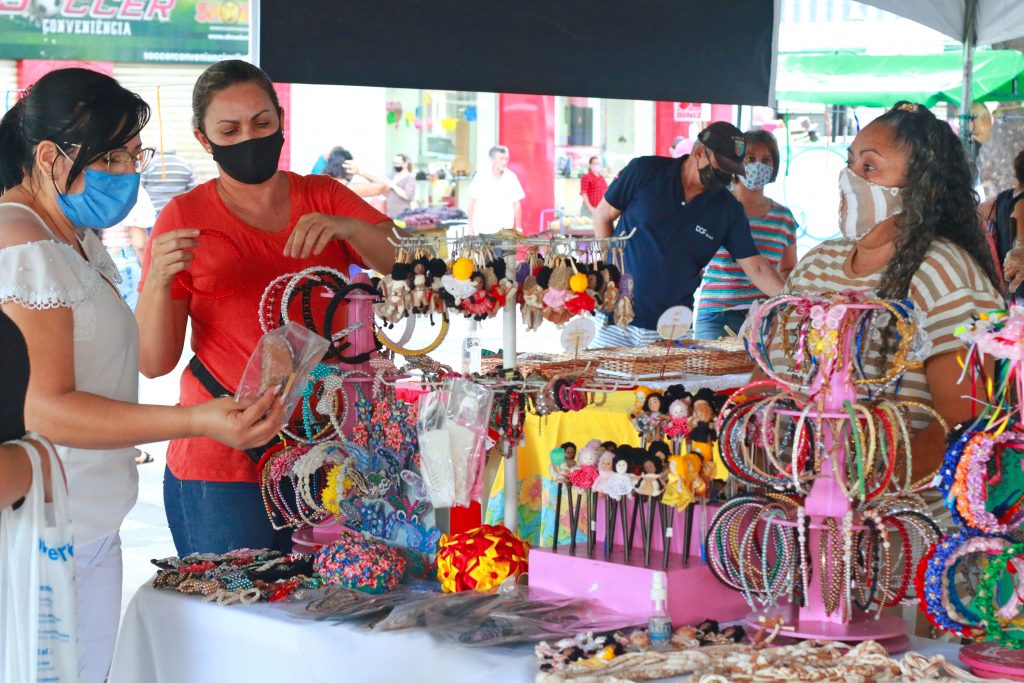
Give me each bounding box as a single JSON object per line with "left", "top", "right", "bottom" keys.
{"left": 837, "top": 167, "right": 903, "bottom": 241}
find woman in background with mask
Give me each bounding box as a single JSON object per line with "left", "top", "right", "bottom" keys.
{"left": 769, "top": 101, "right": 1001, "bottom": 476}
{"left": 0, "top": 68, "right": 285, "bottom": 683}
{"left": 694, "top": 130, "right": 798, "bottom": 340}
{"left": 135, "top": 60, "right": 397, "bottom": 556}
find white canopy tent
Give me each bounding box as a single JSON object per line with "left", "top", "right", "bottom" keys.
{"left": 857, "top": 0, "right": 1024, "bottom": 155}
{"left": 859, "top": 0, "right": 1024, "bottom": 46}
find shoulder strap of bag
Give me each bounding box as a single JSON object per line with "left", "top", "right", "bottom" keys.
{"left": 188, "top": 355, "right": 233, "bottom": 398}
{"left": 5, "top": 438, "right": 43, "bottom": 520}
{"left": 22, "top": 434, "right": 69, "bottom": 524}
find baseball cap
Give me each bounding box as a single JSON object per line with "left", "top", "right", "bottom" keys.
{"left": 697, "top": 121, "right": 747, "bottom": 176}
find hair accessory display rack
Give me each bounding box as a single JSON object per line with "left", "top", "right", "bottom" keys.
{"left": 761, "top": 305, "right": 904, "bottom": 645}
{"left": 385, "top": 228, "right": 635, "bottom": 531}
{"left": 708, "top": 296, "right": 937, "bottom": 651}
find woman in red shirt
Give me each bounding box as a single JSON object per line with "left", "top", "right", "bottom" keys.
{"left": 136, "top": 60, "right": 396, "bottom": 555}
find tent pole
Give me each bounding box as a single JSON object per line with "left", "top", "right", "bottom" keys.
{"left": 960, "top": 0, "right": 978, "bottom": 177}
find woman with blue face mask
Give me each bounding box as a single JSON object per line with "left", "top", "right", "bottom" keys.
{"left": 694, "top": 130, "right": 799, "bottom": 340}
{"left": 0, "top": 68, "right": 286, "bottom": 683}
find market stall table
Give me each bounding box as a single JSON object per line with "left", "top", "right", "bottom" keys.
{"left": 109, "top": 581, "right": 968, "bottom": 683}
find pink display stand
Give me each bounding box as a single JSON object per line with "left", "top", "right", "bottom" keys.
{"left": 528, "top": 546, "right": 750, "bottom": 626}
{"left": 529, "top": 500, "right": 750, "bottom": 625}
{"left": 960, "top": 643, "right": 1024, "bottom": 681}
{"left": 290, "top": 272, "right": 384, "bottom": 549}
{"left": 741, "top": 303, "right": 909, "bottom": 649}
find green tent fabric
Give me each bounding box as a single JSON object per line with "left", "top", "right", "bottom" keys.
{"left": 775, "top": 50, "right": 1023, "bottom": 107}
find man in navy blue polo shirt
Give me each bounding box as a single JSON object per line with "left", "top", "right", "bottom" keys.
{"left": 591, "top": 122, "right": 784, "bottom": 347}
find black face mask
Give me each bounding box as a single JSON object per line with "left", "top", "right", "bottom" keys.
{"left": 209, "top": 127, "right": 284, "bottom": 184}
{"left": 393, "top": 165, "right": 405, "bottom": 173}
{"left": 698, "top": 155, "right": 732, "bottom": 192}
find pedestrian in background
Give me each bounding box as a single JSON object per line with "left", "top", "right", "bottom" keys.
{"left": 694, "top": 130, "right": 798, "bottom": 340}
{"left": 467, "top": 145, "right": 524, "bottom": 234}
{"left": 579, "top": 156, "right": 607, "bottom": 218}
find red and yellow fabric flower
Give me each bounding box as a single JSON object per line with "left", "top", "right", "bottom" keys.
{"left": 436, "top": 525, "right": 530, "bottom": 592}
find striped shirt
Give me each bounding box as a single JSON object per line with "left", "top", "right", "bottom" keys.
{"left": 698, "top": 201, "right": 797, "bottom": 313}
{"left": 768, "top": 238, "right": 1002, "bottom": 433}
{"left": 590, "top": 319, "right": 665, "bottom": 349}
{"left": 140, "top": 153, "right": 198, "bottom": 215}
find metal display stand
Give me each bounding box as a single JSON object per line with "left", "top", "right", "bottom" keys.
{"left": 385, "top": 229, "right": 634, "bottom": 530}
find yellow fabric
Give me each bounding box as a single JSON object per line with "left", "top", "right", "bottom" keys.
{"left": 491, "top": 391, "right": 728, "bottom": 491}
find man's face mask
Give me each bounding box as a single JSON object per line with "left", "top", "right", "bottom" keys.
{"left": 837, "top": 167, "right": 903, "bottom": 241}
{"left": 699, "top": 152, "right": 733, "bottom": 192}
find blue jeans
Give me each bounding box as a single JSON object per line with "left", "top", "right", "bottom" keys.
{"left": 107, "top": 245, "right": 140, "bottom": 311}
{"left": 163, "top": 466, "right": 294, "bottom": 556}
{"left": 694, "top": 308, "right": 749, "bottom": 341}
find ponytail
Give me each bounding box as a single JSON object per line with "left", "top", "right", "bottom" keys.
{"left": 0, "top": 98, "right": 28, "bottom": 191}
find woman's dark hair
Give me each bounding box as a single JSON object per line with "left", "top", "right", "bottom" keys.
{"left": 744, "top": 129, "right": 780, "bottom": 181}
{"left": 560, "top": 441, "right": 577, "bottom": 452}
{"left": 0, "top": 68, "right": 149, "bottom": 192}
{"left": 325, "top": 146, "right": 353, "bottom": 180}
{"left": 192, "top": 59, "right": 281, "bottom": 133}
{"left": 588, "top": 156, "right": 600, "bottom": 165}
{"left": 1014, "top": 148, "right": 1024, "bottom": 186}
{"left": 871, "top": 101, "right": 1000, "bottom": 302}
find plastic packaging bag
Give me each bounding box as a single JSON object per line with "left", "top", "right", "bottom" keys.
{"left": 1, "top": 435, "right": 78, "bottom": 683}
{"left": 416, "top": 388, "right": 456, "bottom": 508}
{"left": 445, "top": 378, "right": 494, "bottom": 506}
{"left": 425, "top": 584, "right": 642, "bottom": 647}
{"left": 235, "top": 322, "right": 329, "bottom": 418}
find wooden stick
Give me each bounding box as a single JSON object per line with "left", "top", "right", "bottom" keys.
{"left": 660, "top": 501, "right": 672, "bottom": 570}
{"left": 638, "top": 496, "right": 650, "bottom": 567}
{"left": 628, "top": 494, "right": 641, "bottom": 559}
{"left": 620, "top": 497, "right": 631, "bottom": 563}
{"left": 552, "top": 482, "right": 563, "bottom": 551}
{"left": 587, "top": 490, "right": 597, "bottom": 558}
{"left": 682, "top": 504, "right": 696, "bottom": 567}
{"left": 645, "top": 494, "right": 658, "bottom": 568}
{"left": 605, "top": 497, "right": 619, "bottom": 560}
{"left": 569, "top": 486, "right": 582, "bottom": 555}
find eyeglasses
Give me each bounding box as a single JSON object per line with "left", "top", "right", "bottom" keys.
{"left": 59, "top": 143, "right": 156, "bottom": 174}
{"left": 101, "top": 147, "right": 156, "bottom": 173}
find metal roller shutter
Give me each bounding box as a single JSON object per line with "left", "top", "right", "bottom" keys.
{"left": 113, "top": 63, "right": 217, "bottom": 182}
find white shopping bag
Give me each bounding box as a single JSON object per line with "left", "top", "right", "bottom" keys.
{"left": 1, "top": 434, "right": 78, "bottom": 683}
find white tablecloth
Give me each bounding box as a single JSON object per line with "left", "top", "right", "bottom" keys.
{"left": 110, "top": 581, "right": 966, "bottom": 683}
{"left": 110, "top": 582, "right": 536, "bottom": 683}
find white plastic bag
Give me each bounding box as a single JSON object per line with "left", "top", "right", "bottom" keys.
{"left": 416, "top": 389, "right": 456, "bottom": 509}
{"left": 1, "top": 435, "right": 78, "bottom": 683}
{"left": 445, "top": 378, "right": 494, "bottom": 506}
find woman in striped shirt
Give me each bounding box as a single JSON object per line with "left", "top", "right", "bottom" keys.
{"left": 694, "top": 130, "right": 797, "bottom": 340}
{"left": 767, "top": 102, "right": 1002, "bottom": 479}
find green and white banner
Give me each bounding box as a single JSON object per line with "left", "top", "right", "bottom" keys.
{"left": 0, "top": 0, "right": 249, "bottom": 63}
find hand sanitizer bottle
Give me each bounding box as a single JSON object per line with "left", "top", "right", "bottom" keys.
{"left": 648, "top": 571, "right": 672, "bottom": 649}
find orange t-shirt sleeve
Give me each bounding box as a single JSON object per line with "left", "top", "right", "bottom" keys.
{"left": 139, "top": 197, "right": 191, "bottom": 300}
{"left": 325, "top": 177, "right": 390, "bottom": 270}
